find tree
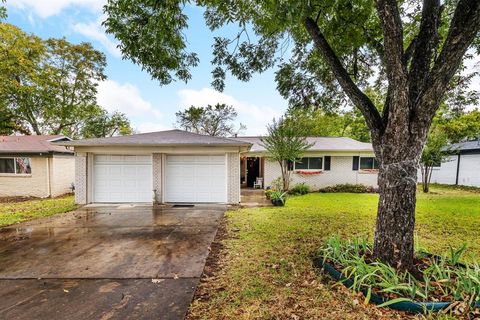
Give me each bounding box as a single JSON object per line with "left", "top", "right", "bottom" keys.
{"left": 175, "top": 103, "right": 245, "bottom": 136}
{"left": 104, "top": 0, "right": 480, "bottom": 270}
{"left": 78, "top": 108, "right": 133, "bottom": 139}
{"left": 437, "top": 108, "right": 480, "bottom": 143}
{"left": 420, "top": 128, "right": 451, "bottom": 193}
{"left": 0, "top": 23, "right": 131, "bottom": 138}
{"left": 284, "top": 107, "right": 371, "bottom": 142}
{"left": 261, "top": 117, "right": 312, "bottom": 191}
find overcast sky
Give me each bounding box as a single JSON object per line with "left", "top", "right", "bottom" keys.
{"left": 5, "top": 0, "right": 287, "bottom": 135}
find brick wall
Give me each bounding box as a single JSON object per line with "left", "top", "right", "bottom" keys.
{"left": 227, "top": 153, "right": 240, "bottom": 203}
{"left": 74, "top": 153, "right": 88, "bottom": 204}
{"left": 0, "top": 157, "right": 50, "bottom": 197}
{"left": 264, "top": 156, "right": 378, "bottom": 190}
{"left": 51, "top": 155, "right": 75, "bottom": 197}
{"left": 152, "top": 153, "right": 162, "bottom": 203}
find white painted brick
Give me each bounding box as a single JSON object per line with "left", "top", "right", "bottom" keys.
{"left": 264, "top": 156, "right": 378, "bottom": 190}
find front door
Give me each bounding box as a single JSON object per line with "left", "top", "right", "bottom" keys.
{"left": 246, "top": 157, "right": 260, "bottom": 187}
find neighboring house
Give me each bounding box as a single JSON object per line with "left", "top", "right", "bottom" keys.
{"left": 424, "top": 139, "right": 480, "bottom": 187}
{"left": 59, "top": 130, "right": 378, "bottom": 205}
{"left": 232, "top": 136, "right": 378, "bottom": 190}
{"left": 0, "top": 135, "right": 74, "bottom": 198}
{"left": 59, "top": 130, "right": 251, "bottom": 205}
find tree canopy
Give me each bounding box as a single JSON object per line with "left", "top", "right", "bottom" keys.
{"left": 175, "top": 103, "right": 245, "bottom": 136}
{"left": 261, "top": 117, "right": 312, "bottom": 191}
{"left": 0, "top": 22, "right": 133, "bottom": 138}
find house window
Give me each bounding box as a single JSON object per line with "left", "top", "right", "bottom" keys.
{"left": 0, "top": 158, "right": 32, "bottom": 174}
{"left": 294, "top": 157, "right": 323, "bottom": 170}
{"left": 359, "top": 157, "right": 379, "bottom": 170}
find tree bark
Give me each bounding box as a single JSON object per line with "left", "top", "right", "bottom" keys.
{"left": 373, "top": 149, "right": 419, "bottom": 271}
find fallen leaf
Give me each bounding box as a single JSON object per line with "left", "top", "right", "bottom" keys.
{"left": 151, "top": 279, "right": 164, "bottom": 284}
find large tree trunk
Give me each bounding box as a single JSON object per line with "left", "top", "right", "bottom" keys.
{"left": 373, "top": 145, "right": 420, "bottom": 271}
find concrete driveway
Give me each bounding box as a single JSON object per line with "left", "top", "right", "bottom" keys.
{"left": 0, "top": 204, "right": 225, "bottom": 319}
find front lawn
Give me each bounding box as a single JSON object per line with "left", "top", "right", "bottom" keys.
{"left": 0, "top": 195, "right": 77, "bottom": 227}
{"left": 188, "top": 185, "right": 480, "bottom": 319}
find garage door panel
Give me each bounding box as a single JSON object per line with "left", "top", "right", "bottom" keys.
{"left": 165, "top": 155, "right": 227, "bottom": 203}
{"left": 93, "top": 155, "right": 152, "bottom": 203}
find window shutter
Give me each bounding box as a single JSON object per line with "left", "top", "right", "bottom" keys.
{"left": 324, "top": 156, "right": 331, "bottom": 171}
{"left": 352, "top": 156, "right": 359, "bottom": 171}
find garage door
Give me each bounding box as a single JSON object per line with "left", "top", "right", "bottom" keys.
{"left": 93, "top": 155, "right": 152, "bottom": 203}
{"left": 165, "top": 155, "right": 227, "bottom": 203}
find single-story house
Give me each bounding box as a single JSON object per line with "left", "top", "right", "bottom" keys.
{"left": 0, "top": 135, "right": 74, "bottom": 198}
{"left": 424, "top": 139, "right": 480, "bottom": 187}
{"left": 231, "top": 136, "right": 378, "bottom": 190}
{"left": 60, "top": 130, "right": 378, "bottom": 205}
{"left": 60, "top": 130, "right": 251, "bottom": 205}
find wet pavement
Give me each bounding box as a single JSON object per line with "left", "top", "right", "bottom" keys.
{"left": 240, "top": 189, "right": 272, "bottom": 208}
{"left": 0, "top": 204, "right": 225, "bottom": 319}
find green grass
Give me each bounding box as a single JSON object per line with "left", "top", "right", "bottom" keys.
{"left": 188, "top": 185, "right": 480, "bottom": 319}
{"left": 0, "top": 195, "right": 77, "bottom": 226}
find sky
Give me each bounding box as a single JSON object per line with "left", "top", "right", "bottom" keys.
{"left": 5, "top": 1, "right": 479, "bottom": 136}
{"left": 5, "top": 0, "right": 287, "bottom": 135}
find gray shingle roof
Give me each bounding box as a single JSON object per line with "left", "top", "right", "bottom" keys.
{"left": 450, "top": 140, "right": 480, "bottom": 151}
{"left": 0, "top": 135, "right": 73, "bottom": 154}
{"left": 59, "top": 130, "right": 252, "bottom": 147}
{"left": 231, "top": 136, "right": 373, "bottom": 152}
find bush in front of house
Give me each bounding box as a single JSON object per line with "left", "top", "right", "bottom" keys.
{"left": 289, "top": 183, "right": 310, "bottom": 195}
{"left": 318, "top": 184, "right": 378, "bottom": 193}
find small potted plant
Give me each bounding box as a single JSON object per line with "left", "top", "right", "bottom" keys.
{"left": 270, "top": 191, "right": 287, "bottom": 206}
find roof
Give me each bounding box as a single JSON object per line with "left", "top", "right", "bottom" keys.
{"left": 449, "top": 139, "right": 480, "bottom": 152}
{"left": 0, "top": 135, "right": 73, "bottom": 154}
{"left": 59, "top": 129, "right": 252, "bottom": 148}
{"left": 232, "top": 136, "right": 373, "bottom": 153}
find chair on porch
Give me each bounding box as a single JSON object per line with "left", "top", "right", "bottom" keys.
{"left": 253, "top": 177, "right": 263, "bottom": 189}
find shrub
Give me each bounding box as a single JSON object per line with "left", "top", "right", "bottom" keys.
{"left": 289, "top": 183, "right": 310, "bottom": 195}
{"left": 269, "top": 177, "right": 284, "bottom": 191}
{"left": 264, "top": 189, "right": 274, "bottom": 199}
{"left": 319, "top": 184, "right": 378, "bottom": 193}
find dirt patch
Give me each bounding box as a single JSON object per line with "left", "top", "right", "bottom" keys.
{"left": 186, "top": 216, "right": 228, "bottom": 318}
{"left": 0, "top": 196, "right": 37, "bottom": 204}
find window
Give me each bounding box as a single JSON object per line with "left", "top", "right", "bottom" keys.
{"left": 294, "top": 157, "right": 323, "bottom": 170}
{"left": 359, "top": 157, "right": 379, "bottom": 170}
{"left": 0, "top": 158, "right": 32, "bottom": 174}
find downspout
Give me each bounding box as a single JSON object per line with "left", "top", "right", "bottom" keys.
{"left": 455, "top": 153, "right": 461, "bottom": 185}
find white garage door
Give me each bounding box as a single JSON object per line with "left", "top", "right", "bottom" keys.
{"left": 165, "top": 155, "right": 227, "bottom": 203}
{"left": 93, "top": 155, "right": 152, "bottom": 203}
{"left": 458, "top": 154, "right": 480, "bottom": 187}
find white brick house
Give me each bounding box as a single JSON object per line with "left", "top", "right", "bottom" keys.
{"left": 233, "top": 136, "right": 379, "bottom": 190}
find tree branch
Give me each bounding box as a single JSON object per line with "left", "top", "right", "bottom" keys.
{"left": 408, "top": 0, "right": 441, "bottom": 102}
{"left": 419, "top": 0, "right": 480, "bottom": 120}
{"left": 304, "top": 17, "right": 384, "bottom": 137}
{"left": 374, "top": 0, "right": 407, "bottom": 87}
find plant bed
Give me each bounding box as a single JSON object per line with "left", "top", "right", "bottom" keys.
{"left": 313, "top": 237, "right": 480, "bottom": 315}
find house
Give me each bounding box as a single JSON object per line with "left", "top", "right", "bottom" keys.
{"left": 425, "top": 139, "right": 480, "bottom": 187}
{"left": 232, "top": 136, "right": 378, "bottom": 190}
{"left": 0, "top": 135, "right": 74, "bottom": 198}
{"left": 60, "top": 130, "right": 251, "bottom": 204}
{"left": 60, "top": 130, "right": 378, "bottom": 205}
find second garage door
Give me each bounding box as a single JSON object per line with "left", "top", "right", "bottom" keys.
{"left": 165, "top": 155, "right": 227, "bottom": 203}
